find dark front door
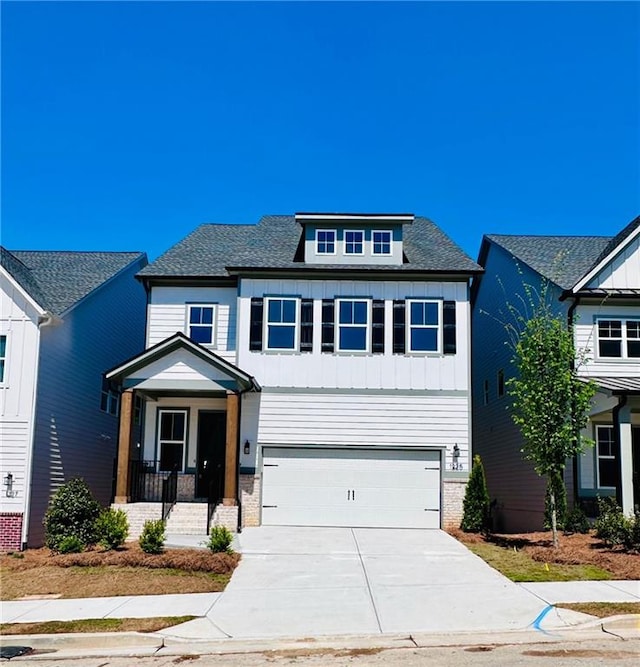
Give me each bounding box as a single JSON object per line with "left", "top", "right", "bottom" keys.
{"left": 196, "top": 411, "right": 227, "bottom": 499}
{"left": 633, "top": 428, "right": 640, "bottom": 512}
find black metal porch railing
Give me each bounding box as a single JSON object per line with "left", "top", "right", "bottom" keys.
{"left": 129, "top": 460, "right": 178, "bottom": 504}
{"left": 162, "top": 468, "right": 178, "bottom": 521}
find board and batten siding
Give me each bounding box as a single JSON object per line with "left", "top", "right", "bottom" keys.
{"left": 28, "top": 258, "right": 147, "bottom": 546}
{"left": 0, "top": 270, "right": 42, "bottom": 518}
{"left": 256, "top": 390, "right": 468, "bottom": 472}
{"left": 237, "top": 278, "right": 471, "bottom": 392}
{"left": 147, "top": 286, "right": 237, "bottom": 362}
{"left": 586, "top": 236, "right": 640, "bottom": 290}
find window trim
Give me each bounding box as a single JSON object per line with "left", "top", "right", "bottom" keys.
{"left": 264, "top": 297, "right": 300, "bottom": 352}
{"left": 316, "top": 229, "right": 337, "bottom": 256}
{"left": 372, "top": 229, "right": 392, "bottom": 256}
{"left": 336, "top": 298, "right": 371, "bottom": 353}
{"left": 596, "top": 317, "right": 640, "bottom": 360}
{"left": 406, "top": 299, "right": 442, "bottom": 354}
{"left": 497, "top": 369, "right": 505, "bottom": 399}
{"left": 343, "top": 230, "right": 365, "bottom": 256}
{"left": 157, "top": 408, "right": 189, "bottom": 473}
{"left": 186, "top": 303, "right": 217, "bottom": 347}
{"left": 0, "top": 334, "right": 6, "bottom": 385}
{"left": 595, "top": 424, "right": 617, "bottom": 489}
{"left": 100, "top": 378, "right": 120, "bottom": 416}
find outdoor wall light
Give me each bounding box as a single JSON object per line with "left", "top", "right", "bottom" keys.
{"left": 243, "top": 440, "right": 251, "bottom": 455}
{"left": 452, "top": 444, "right": 461, "bottom": 470}
{"left": 4, "top": 472, "right": 14, "bottom": 497}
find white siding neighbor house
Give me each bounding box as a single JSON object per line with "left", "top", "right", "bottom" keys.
{"left": 0, "top": 249, "right": 148, "bottom": 549}
{"left": 108, "top": 213, "right": 481, "bottom": 534}
{"left": 472, "top": 216, "right": 640, "bottom": 532}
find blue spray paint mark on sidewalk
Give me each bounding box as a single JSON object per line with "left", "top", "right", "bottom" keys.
{"left": 531, "top": 605, "right": 554, "bottom": 634}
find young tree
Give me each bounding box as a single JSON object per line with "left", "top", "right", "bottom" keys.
{"left": 508, "top": 297, "right": 596, "bottom": 547}
{"left": 460, "top": 454, "right": 491, "bottom": 533}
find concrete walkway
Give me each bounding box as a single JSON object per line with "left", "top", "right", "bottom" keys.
{"left": 1, "top": 527, "right": 638, "bottom": 641}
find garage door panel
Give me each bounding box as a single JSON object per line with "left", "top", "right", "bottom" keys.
{"left": 262, "top": 447, "right": 441, "bottom": 529}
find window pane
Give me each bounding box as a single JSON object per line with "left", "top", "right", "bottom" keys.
{"left": 424, "top": 302, "right": 439, "bottom": 325}
{"left": 189, "top": 307, "right": 201, "bottom": 324}
{"left": 268, "top": 299, "right": 282, "bottom": 323}
{"left": 599, "top": 340, "right": 621, "bottom": 357}
{"left": 0, "top": 336, "right": 5, "bottom": 357}
{"left": 267, "top": 325, "right": 295, "bottom": 349}
{"left": 171, "top": 413, "right": 185, "bottom": 440}
{"left": 411, "top": 328, "right": 438, "bottom": 352}
{"left": 190, "top": 326, "right": 212, "bottom": 344}
{"left": 627, "top": 341, "right": 640, "bottom": 358}
{"left": 282, "top": 300, "right": 296, "bottom": 323}
{"left": 160, "top": 442, "right": 183, "bottom": 472}
{"left": 599, "top": 320, "right": 622, "bottom": 337}
{"left": 202, "top": 307, "right": 213, "bottom": 325}
{"left": 353, "top": 301, "right": 367, "bottom": 324}
{"left": 339, "top": 301, "right": 352, "bottom": 324}
{"left": 100, "top": 392, "right": 109, "bottom": 412}
{"left": 339, "top": 326, "right": 367, "bottom": 351}
{"left": 410, "top": 302, "right": 424, "bottom": 326}
{"left": 599, "top": 459, "right": 617, "bottom": 488}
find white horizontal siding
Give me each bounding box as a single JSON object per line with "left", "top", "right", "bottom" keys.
{"left": 0, "top": 421, "right": 29, "bottom": 513}
{"left": 256, "top": 391, "right": 469, "bottom": 471}
{"left": 575, "top": 303, "right": 640, "bottom": 377}
{"left": 147, "top": 286, "right": 237, "bottom": 362}
{"left": 587, "top": 237, "right": 640, "bottom": 289}
{"left": 132, "top": 348, "right": 234, "bottom": 383}
{"left": 237, "top": 278, "right": 470, "bottom": 391}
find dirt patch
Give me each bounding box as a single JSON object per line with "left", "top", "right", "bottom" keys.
{"left": 0, "top": 616, "right": 196, "bottom": 635}
{"left": 261, "top": 648, "right": 384, "bottom": 659}
{"left": 0, "top": 544, "right": 239, "bottom": 600}
{"left": 451, "top": 529, "right": 640, "bottom": 580}
{"left": 522, "top": 649, "right": 639, "bottom": 659}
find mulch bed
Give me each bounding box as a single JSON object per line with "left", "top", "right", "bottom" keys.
{"left": 451, "top": 529, "right": 640, "bottom": 580}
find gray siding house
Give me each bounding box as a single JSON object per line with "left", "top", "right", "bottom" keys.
{"left": 472, "top": 216, "right": 640, "bottom": 532}
{"left": 0, "top": 249, "right": 147, "bottom": 548}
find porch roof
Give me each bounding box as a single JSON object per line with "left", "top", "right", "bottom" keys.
{"left": 105, "top": 332, "right": 261, "bottom": 393}
{"left": 583, "top": 376, "right": 640, "bottom": 395}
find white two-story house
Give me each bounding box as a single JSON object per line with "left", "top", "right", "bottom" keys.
{"left": 108, "top": 213, "right": 481, "bottom": 534}
{"left": 472, "top": 216, "right": 639, "bottom": 532}
{"left": 0, "top": 248, "right": 147, "bottom": 549}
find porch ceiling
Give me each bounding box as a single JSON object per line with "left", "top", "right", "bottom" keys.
{"left": 584, "top": 376, "right": 640, "bottom": 394}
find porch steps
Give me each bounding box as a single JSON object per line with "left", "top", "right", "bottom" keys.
{"left": 165, "top": 502, "right": 210, "bottom": 536}
{"left": 112, "top": 502, "right": 162, "bottom": 540}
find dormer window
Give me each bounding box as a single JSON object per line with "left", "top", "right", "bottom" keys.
{"left": 316, "top": 230, "right": 336, "bottom": 255}
{"left": 372, "top": 230, "right": 392, "bottom": 255}
{"left": 344, "top": 230, "right": 364, "bottom": 255}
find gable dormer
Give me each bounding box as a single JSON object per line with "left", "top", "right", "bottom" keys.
{"left": 296, "top": 212, "right": 413, "bottom": 266}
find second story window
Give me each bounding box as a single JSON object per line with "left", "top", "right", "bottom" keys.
{"left": 407, "top": 300, "right": 440, "bottom": 352}
{"left": 337, "top": 299, "right": 369, "bottom": 351}
{"left": 266, "top": 298, "right": 298, "bottom": 350}
{"left": 188, "top": 305, "right": 216, "bottom": 345}
{"left": 372, "top": 230, "right": 392, "bottom": 255}
{"left": 316, "top": 230, "right": 336, "bottom": 255}
{"left": 100, "top": 378, "right": 120, "bottom": 416}
{"left": 497, "top": 369, "right": 505, "bottom": 398}
{"left": 598, "top": 319, "right": 640, "bottom": 359}
{"left": 344, "top": 230, "right": 364, "bottom": 255}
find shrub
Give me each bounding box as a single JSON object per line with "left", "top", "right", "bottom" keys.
{"left": 543, "top": 471, "right": 567, "bottom": 531}
{"left": 44, "top": 478, "right": 101, "bottom": 552}
{"left": 564, "top": 505, "right": 590, "bottom": 535}
{"left": 460, "top": 455, "right": 491, "bottom": 533}
{"left": 96, "top": 508, "right": 129, "bottom": 550}
{"left": 57, "top": 535, "right": 86, "bottom": 554}
{"left": 139, "top": 519, "right": 166, "bottom": 554}
{"left": 594, "top": 497, "right": 628, "bottom": 547}
{"left": 207, "top": 525, "right": 234, "bottom": 554}
{"left": 622, "top": 512, "right": 640, "bottom": 552}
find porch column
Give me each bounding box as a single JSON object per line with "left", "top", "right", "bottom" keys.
{"left": 223, "top": 391, "right": 239, "bottom": 505}
{"left": 617, "top": 404, "right": 634, "bottom": 516}
{"left": 114, "top": 389, "right": 134, "bottom": 504}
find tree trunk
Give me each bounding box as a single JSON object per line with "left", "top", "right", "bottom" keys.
{"left": 549, "top": 484, "right": 559, "bottom": 548}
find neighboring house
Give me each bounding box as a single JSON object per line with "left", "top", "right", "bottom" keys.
{"left": 0, "top": 249, "right": 148, "bottom": 549}
{"left": 108, "top": 213, "right": 481, "bottom": 534}
{"left": 472, "top": 216, "right": 640, "bottom": 532}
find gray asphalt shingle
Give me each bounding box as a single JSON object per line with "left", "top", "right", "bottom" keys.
{"left": 139, "top": 215, "right": 481, "bottom": 278}
{"left": 1, "top": 249, "right": 145, "bottom": 314}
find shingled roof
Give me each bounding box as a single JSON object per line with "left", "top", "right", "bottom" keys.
{"left": 1, "top": 249, "right": 146, "bottom": 314}
{"left": 139, "top": 215, "right": 481, "bottom": 278}
{"left": 485, "top": 234, "right": 612, "bottom": 290}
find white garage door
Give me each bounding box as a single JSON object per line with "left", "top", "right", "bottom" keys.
{"left": 261, "top": 447, "right": 441, "bottom": 529}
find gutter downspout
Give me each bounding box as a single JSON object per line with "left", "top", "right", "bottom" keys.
{"left": 567, "top": 296, "right": 580, "bottom": 509}
{"left": 612, "top": 394, "right": 628, "bottom": 507}
{"left": 21, "top": 311, "right": 56, "bottom": 549}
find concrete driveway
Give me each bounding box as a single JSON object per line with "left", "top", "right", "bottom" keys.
{"left": 204, "top": 526, "right": 559, "bottom": 639}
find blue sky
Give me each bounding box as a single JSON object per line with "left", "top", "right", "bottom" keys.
{"left": 2, "top": 1, "right": 638, "bottom": 262}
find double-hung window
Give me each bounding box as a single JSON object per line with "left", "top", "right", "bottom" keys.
{"left": 188, "top": 305, "right": 216, "bottom": 345}
{"left": 344, "top": 230, "right": 364, "bottom": 255}
{"left": 158, "top": 409, "right": 187, "bottom": 472}
{"left": 265, "top": 298, "right": 298, "bottom": 350}
{"left": 407, "top": 300, "right": 441, "bottom": 352}
{"left": 0, "top": 335, "right": 6, "bottom": 383}
{"left": 316, "top": 230, "right": 336, "bottom": 255}
{"left": 372, "top": 230, "right": 392, "bottom": 255}
{"left": 337, "top": 299, "right": 369, "bottom": 351}
{"left": 597, "top": 318, "right": 640, "bottom": 359}
{"left": 596, "top": 425, "right": 617, "bottom": 488}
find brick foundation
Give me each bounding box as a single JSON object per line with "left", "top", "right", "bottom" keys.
{"left": 239, "top": 473, "right": 261, "bottom": 528}
{"left": 0, "top": 513, "right": 24, "bottom": 552}
{"left": 442, "top": 478, "right": 467, "bottom": 529}
{"left": 213, "top": 504, "right": 239, "bottom": 532}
